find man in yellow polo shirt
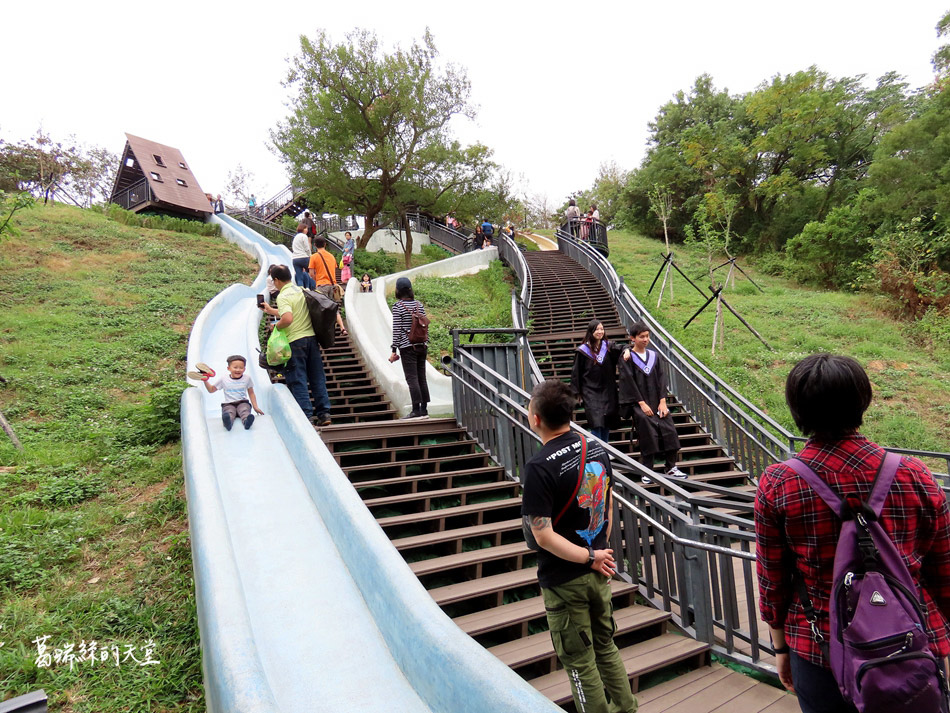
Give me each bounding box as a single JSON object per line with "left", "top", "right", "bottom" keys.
{"left": 259, "top": 265, "right": 332, "bottom": 426}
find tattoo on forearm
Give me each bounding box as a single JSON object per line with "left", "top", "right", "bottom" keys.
{"left": 527, "top": 515, "right": 551, "bottom": 530}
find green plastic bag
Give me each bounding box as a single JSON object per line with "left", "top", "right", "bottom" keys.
{"left": 266, "top": 327, "right": 292, "bottom": 366}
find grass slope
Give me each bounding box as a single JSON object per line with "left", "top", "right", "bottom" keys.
{"left": 0, "top": 204, "right": 257, "bottom": 711}
{"left": 607, "top": 229, "right": 950, "bottom": 459}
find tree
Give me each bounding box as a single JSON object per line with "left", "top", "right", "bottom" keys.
{"left": 273, "top": 28, "right": 484, "bottom": 261}
{"left": 225, "top": 163, "right": 256, "bottom": 209}
{"left": 0, "top": 129, "right": 117, "bottom": 207}
{"left": 647, "top": 183, "right": 675, "bottom": 306}
{"left": 934, "top": 9, "right": 950, "bottom": 79}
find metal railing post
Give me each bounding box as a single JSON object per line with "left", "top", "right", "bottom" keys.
{"left": 680, "top": 520, "right": 714, "bottom": 645}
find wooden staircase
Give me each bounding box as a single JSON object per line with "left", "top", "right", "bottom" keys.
{"left": 524, "top": 251, "right": 751, "bottom": 492}
{"left": 270, "top": 309, "right": 795, "bottom": 711}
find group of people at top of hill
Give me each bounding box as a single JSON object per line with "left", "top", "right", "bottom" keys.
{"left": 473, "top": 219, "right": 515, "bottom": 250}
{"left": 569, "top": 318, "right": 685, "bottom": 484}
{"left": 564, "top": 199, "right": 600, "bottom": 242}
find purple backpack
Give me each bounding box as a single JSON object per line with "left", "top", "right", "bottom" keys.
{"left": 786, "top": 453, "right": 949, "bottom": 713}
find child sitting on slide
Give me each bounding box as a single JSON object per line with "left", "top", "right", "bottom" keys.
{"left": 188, "top": 355, "right": 264, "bottom": 430}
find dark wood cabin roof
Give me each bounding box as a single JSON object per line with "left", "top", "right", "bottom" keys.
{"left": 110, "top": 134, "right": 210, "bottom": 217}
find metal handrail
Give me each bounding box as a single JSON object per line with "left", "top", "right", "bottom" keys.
{"left": 560, "top": 218, "right": 608, "bottom": 254}
{"left": 429, "top": 223, "right": 474, "bottom": 254}
{"left": 556, "top": 229, "right": 950, "bottom": 481}
{"left": 556, "top": 229, "right": 794, "bottom": 472}
{"left": 230, "top": 212, "right": 344, "bottom": 254}
{"left": 445, "top": 341, "right": 778, "bottom": 674}
{"left": 494, "top": 233, "right": 544, "bottom": 386}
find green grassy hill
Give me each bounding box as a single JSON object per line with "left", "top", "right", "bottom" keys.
{"left": 607, "top": 229, "right": 950, "bottom": 458}
{"left": 0, "top": 204, "right": 257, "bottom": 711}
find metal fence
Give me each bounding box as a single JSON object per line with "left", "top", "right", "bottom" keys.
{"left": 429, "top": 223, "right": 474, "bottom": 254}
{"left": 495, "top": 232, "right": 544, "bottom": 385}
{"left": 445, "top": 339, "right": 777, "bottom": 673}
{"left": 111, "top": 178, "right": 151, "bottom": 210}
{"left": 557, "top": 229, "right": 794, "bottom": 479}
{"left": 560, "top": 219, "right": 608, "bottom": 254}
{"left": 230, "top": 212, "right": 344, "bottom": 254}
{"left": 555, "top": 230, "right": 950, "bottom": 483}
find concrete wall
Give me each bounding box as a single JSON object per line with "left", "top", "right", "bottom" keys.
{"left": 330, "top": 228, "right": 430, "bottom": 254}
{"left": 344, "top": 247, "right": 499, "bottom": 416}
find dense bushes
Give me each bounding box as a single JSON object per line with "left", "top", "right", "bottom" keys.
{"left": 104, "top": 203, "right": 221, "bottom": 237}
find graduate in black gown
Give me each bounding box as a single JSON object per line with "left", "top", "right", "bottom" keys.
{"left": 618, "top": 322, "right": 686, "bottom": 484}
{"left": 570, "top": 319, "right": 621, "bottom": 443}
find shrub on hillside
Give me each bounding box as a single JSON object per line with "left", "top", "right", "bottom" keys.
{"left": 354, "top": 248, "right": 398, "bottom": 278}
{"left": 104, "top": 204, "right": 221, "bottom": 237}
{"left": 785, "top": 202, "right": 873, "bottom": 288}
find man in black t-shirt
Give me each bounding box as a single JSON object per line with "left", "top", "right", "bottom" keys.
{"left": 522, "top": 380, "right": 638, "bottom": 713}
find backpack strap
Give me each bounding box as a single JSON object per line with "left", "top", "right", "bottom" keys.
{"left": 866, "top": 452, "right": 901, "bottom": 518}
{"left": 552, "top": 435, "right": 588, "bottom": 526}
{"left": 785, "top": 458, "right": 848, "bottom": 518}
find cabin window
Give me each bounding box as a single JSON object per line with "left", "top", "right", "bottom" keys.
{"left": 178, "top": 161, "right": 187, "bottom": 169}
{"left": 150, "top": 172, "right": 162, "bottom": 182}
{"left": 176, "top": 178, "right": 188, "bottom": 187}
{"left": 153, "top": 154, "right": 165, "bottom": 167}
{"left": 125, "top": 157, "right": 135, "bottom": 167}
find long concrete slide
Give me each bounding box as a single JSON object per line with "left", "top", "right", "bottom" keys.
{"left": 180, "top": 214, "right": 557, "bottom": 712}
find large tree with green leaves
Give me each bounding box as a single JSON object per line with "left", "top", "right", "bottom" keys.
{"left": 272, "top": 28, "right": 492, "bottom": 260}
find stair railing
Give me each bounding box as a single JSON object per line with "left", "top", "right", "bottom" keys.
{"left": 444, "top": 338, "right": 778, "bottom": 675}
{"left": 429, "top": 223, "right": 474, "bottom": 254}
{"left": 495, "top": 233, "right": 544, "bottom": 386}
{"left": 556, "top": 229, "right": 794, "bottom": 477}
{"left": 230, "top": 212, "right": 344, "bottom": 254}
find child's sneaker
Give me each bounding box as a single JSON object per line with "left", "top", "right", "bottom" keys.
{"left": 222, "top": 412, "right": 234, "bottom": 431}
{"left": 187, "top": 363, "right": 216, "bottom": 381}
{"left": 243, "top": 414, "right": 255, "bottom": 430}
{"left": 641, "top": 474, "right": 653, "bottom": 485}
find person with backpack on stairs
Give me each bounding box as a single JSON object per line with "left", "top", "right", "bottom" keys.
{"left": 388, "top": 277, "right": 430, "bottom": 419}
{"left": 755, "top": 354, "right": 950, "bottom": 713}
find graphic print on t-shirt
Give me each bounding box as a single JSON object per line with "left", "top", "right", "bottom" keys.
{"left": 575, "top": 461, "right": 608, "bottom": 545}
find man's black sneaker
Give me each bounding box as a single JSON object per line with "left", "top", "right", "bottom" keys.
{"left": 243, "top": 414, "right": 255, "bottom": 430}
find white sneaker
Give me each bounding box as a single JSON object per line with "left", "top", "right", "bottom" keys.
{"left": 640, "top": 474, "right": 653, "bottom": 485}
{"left": 666, "top": 466, "right": 688, "bottom": 479}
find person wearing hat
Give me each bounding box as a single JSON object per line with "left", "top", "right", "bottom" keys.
{"left": 388, "top": 277, "right": 429, "bottom": 419}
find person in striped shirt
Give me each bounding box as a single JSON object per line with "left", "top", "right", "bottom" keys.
{"left": 388, "top": 277, "right": 429, "bottom": 419}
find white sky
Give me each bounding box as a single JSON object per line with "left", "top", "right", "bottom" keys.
{"left": 2, "top": 1, "right": 946, "bottom": 206}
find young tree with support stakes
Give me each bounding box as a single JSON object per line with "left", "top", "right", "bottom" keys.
{"left": 273, "top": 28, "right": 489, "bottom": 264}
{"left": 648, "top": 183, "right": 675, "bottom": 307}
{"left": 684, "top": 204, "right": 729, "bottom": 353}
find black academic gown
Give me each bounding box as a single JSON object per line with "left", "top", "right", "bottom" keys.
{"left": 570, "top": 341, "right": 621, "bottom": 430}
{"left": 617, "top": 348, "right": 681, "bottom": 457}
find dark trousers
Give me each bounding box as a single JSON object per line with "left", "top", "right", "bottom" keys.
{"left": 591, "top": 426, "right": 610, "bottom": 442}
{"left": 640, "top": 450, "right": 678, "bottom": 473}
{"left": 400, "top": 345, "right": 429, "bottom": 410}
{"left": 285, "top": 335, "right": 330, "bottom": 419}
{"left": 292, "top": 257, "right": 315, "bottom": 289}
{"left": 789, "top": 652, "right": 856, "bottom": 713}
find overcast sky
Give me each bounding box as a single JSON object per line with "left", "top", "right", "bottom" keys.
{"left": 3, "top": 1, "right": 946, "bottom": 206}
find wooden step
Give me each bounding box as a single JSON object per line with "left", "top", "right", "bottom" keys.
{"left": 453, "top": 579, "right": 639, "bottom": 637}
{"left": 488, "top": 605, "right": 669, "bottom": 670}
{"left": 529, "top": 632, "right": 709, "bottom": 703}
{"left": 429, "top": 566, "right": 539, "bottom": 606}
{"left": 409, "top": 541, "right": 531, "bottom": 577}
{"left": 375, "top": 496, "right": 522, "bottom": 530}
{"left": 392, "top": 519, "right": 522, "bottom": 552}
{"left": 363, "top": 480, "right": 518, "bottom": 511}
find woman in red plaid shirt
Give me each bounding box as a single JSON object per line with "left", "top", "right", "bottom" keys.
{"left": 755, "top": 354, "right": 950, "bottom": 713}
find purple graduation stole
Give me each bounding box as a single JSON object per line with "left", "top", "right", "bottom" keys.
{"left": 577, "top": 340, "right": 609, "bottom": 364}
{"left": 631, "top": 349, "right": 657, "bottom": 375}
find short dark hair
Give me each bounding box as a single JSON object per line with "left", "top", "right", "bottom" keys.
{"left": 271, "top": 265, "right": 292, "bottom": 282}
{"left": 314, "top": 235, "right": 326, "bottom": 249}
{"left": 529, "top": 380, "right": 576, "bottom": 429}
{"left": 344, "top": 231, "right": 352, "bottom": 238}
{"left": 786, "top": 354, "right": 872, "bottom": 440}
{"left": 304, "top": 211, "right": 311, "bottom": 218}
{"left": 226, "top": 355, "right": 246, "bottom": 366}
{"left": 628, "top": 321, "right": 649, "bottom": 337}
